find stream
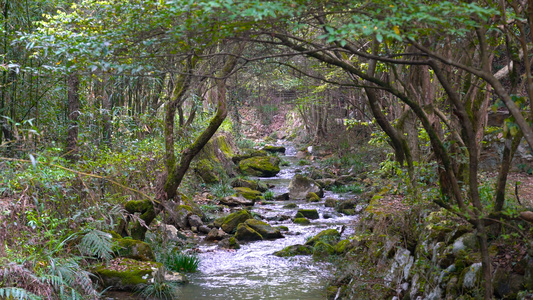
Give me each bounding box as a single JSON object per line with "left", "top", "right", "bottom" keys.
{"left": 179, "top": 146, "right": 361, "bottom": 299}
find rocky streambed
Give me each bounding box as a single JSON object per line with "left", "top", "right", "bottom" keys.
{"left": 178, "top": 146, "right": 362, "bottom": 299}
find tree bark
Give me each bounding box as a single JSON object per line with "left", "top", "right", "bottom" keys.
{"left": 66, "top": 73, "right": 80, "bottom": 162}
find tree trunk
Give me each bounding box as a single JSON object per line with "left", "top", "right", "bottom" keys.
{"left": 66, "top": 73, "right": 80, "bottom": 162}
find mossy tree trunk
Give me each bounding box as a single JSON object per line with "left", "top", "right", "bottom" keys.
{"left": 163, "top": 45, "right": 243, "bottom": 201}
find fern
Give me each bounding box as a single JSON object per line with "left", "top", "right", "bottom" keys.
{"left": 78, "top": 229, "right": 114, "bottom": 261}
{"left": 0, "top": 287, "right": 41, "bottom": 300}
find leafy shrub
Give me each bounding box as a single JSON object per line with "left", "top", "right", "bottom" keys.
{"left": 137, "top": 280, "right": 180, "bottom": 300}
{"left": 330, "top": 184, "right": 363, "bottom": 194}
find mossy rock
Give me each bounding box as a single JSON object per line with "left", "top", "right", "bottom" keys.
{"left": 313, "top": 241, "right": 336, "bottom": 257}
{"left": 273, "top": 244, "right": 314, "bottom": 257}
{"left": 324, "top": 198, "right": 337, "bottom": 208}
{"left": 231, "top": 178, "right": 268, "bottom": 192}
{"left": 213, "top": 216, "right": 225, "bottom": 228}
{"left": 306, "top": 192, "right": 320, "bottom": 202}
{"left": 293, "top": 218, "right": 311, "bottom": 225}
{"left": 288, "top": 174, "right": 324, "bottom": 199}
{"left": 239, "top": 156, "right": 281, "bottom": 177}
{"left": 244, "top": 219, "right": 283, "bottom": 239}
{"left": 334, "top": 239, "right": 353, "bottom": 254}
{"left": 232, "top": 150, "right": 268, "bottom": 164}
{"left": 235, "top": 223, "right": 263, "bottom": 241}
{"left": 262, "top": 145, "right": 286, "bottom": 154}
{"left": 194, "top": 159, "right": 220, "bottom": 184}
{"left": 93, "top": 258, "right": 162, "bottom": 291}
{"left": 114, "top": 238, "right": 155, "bottom": 261}
{"left": 283, "top": 203, "right": 298, "bottom": 209}
{"left": 180, "top": 193, "right": 206, "bottom": 220}
{"left": 297, "top": 209, "right": 319, "bottom": 220}
{"left": 233, "top": 187, "right": 263, "bottom": 201}
{"left": 277, "top": 226, "right": 289, "bottom": 231}
{"left": 124, "top": 199, "right": 156, "bottom": 241}
{"left": 221, "top": 209, "right": 253, "bottom": 233}
{"left": 305, "top": 229, "right": 340, "bottom": 247}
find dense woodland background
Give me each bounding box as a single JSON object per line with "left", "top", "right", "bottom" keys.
{"left": 2, "top": 0, "right": 533, "bottom": 299}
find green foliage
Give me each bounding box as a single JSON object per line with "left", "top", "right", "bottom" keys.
{"left": 330, "top": 184, "right": 363, "bottom": 194}
{"left": 163, "top": 252, "right": 200, "bottom": 273}
{"left": 209, "top": 183, "right": 234, "bottom": 199}
{"left": 263, "top": 190, "right": 274, "bottom": 200}
{"left": 138, "top": 280, "right": 181, "bottom": 300}
{"left": 78, "top": 229, "right": 114, "bottom": 261}
{"left": 297, "top": 159, "right": 311, "bottom": 166}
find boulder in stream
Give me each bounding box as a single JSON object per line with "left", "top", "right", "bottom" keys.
{"left": 232, "top": 150, "right": 268, "bottom": 164}
{"left": 238, "top": 156, "right": 281, "bottom": 177}
{"left": 114, "top": 238, "right": 155, "bottom": 261}
{"left": 220, "top": 209, "right": 253, "bottom": 233}
{"left": 305, "top": 192, "right": 320, "bottom": 202}
{"left": 305, "top": 229, "right": 341, "bottom": 247}
{"left": 220, "top": 195, "right": 254, "bottom": 207}
{"left": 293, "top": 218, "right": 311, "bottom": 225}
{"left": 233, "top": 187, "right": 263, "bottom": 200}
{"left": 205, "top": 228, "right": 228, "bottom": 242}
{"left": 273, "top": 244, "right": 314, "bottom": 257}
{"left": 324, "top": 198, "right": 337, "bottom": 207}
{"left": 235, "top": 223, "right": 263, "bottom": 241}
{"left": 288, "top": 174, "right": 324, "bottom": 199}
{"left": 243, "top": 219, "right": 283, "bottom": 239}
{"left": 231, "top": 178, "right": 268, "bottom": 192}
{"left": 296, "top": 209, "right": 319, "bottom": 220}
{"left": 262, "top": 145, "right": 286, "bottom": 154}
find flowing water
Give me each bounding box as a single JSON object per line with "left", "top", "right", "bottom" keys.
{"left": 179, "top": 146, "right": 360, "bottom": 299}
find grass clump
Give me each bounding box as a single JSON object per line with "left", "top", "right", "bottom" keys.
{"left": 209, "top": 183, "right": 234, "bottom": 199}
{"left": 330, "top": 184, "right": 363, "bottom": 194}
{"left": 263, "top": 190, "right": 274, "bottom": 200}
{"left": 163, "top": 252, "right": 200, "bottom": 273}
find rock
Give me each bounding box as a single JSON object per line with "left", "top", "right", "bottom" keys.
{"left": 205, "top": 228, "right": 228, "bottom": 241}
{"left": 334, "top": 239, "right": 353, "bottom": 254}
{"left": 198, "top": 225, "right": 211, "bottom": 234}
{"left": 239, "top": 156, "right": 281, "bottom": 177}
{"left": 520, "top": 211, "right": 533, "bottom": 223}
{"left": 233, "top": 187, "right": 263, "bottom": 200}
{"left": 220, "top": 195, "right": 254, "bottom": 206}
{"left": 171, "top": 206, "right": 190, "bottom": 229}
{"left": 213, "top": 216, "right": 225, "bottom": 228}
{"left": 220, "top": 209, "right": 253, "bottom": 233}
{"left": 124, "top": 199, "right": 156, "bottom": 241}
{"left": 288, "top": 174, "right": 323, "bottom": 199}
{"left": 262, "top": 145, "right": 286, "bottom": 154}
{"left": 232, "top": 150, "right": 268, "bottom": 164}
{"left": 180, "top": 194, "right": 207, "bottom": 220}
{"left": 316, "top": 178, "right": 337, "bottom": 189}
{"left": 157, "top": 224, "right": 186, "bottom": 243}
{"left": 274, "top": 193, "right": 290, "bottom": 201}
{"left": 322, "top": 213, "right": 333, "bottom": 219}
{"left": 306, "top": 192, "right": 320, "bottom": 202}
{"left": 243, "top": 219, "right": 283, "bottom": 239}
{"left": 194, "top": 159, "right": 219, "bottom": 184}
{"left": 114, "top": 238, "right": 155, "bottom": 261}
{"left": 462, "top": 262, "right": 482, "bottom": 290}
{"left": 305, "top": 229, "right": 340, "bottom": 246}
{"left": 273, "top": 244, "right": 313, "bottom": 257}
{"left": 313, "top": 241, "right": 336, "bottom": 256}
{"left": 235, "top": 223, "right": 263, "bottom": 241}
{"left": 93, "top": 258, "right": 162, "bottom": 291}
{"left": 231, "top": 178, "right": 268, "bottom": 192}
{"left": 324, "top": 197, "right": 337, "bottom": 207}
{"left": 336, "top": 198, "right": 358, "bottom": 211}
{"left": 297, "top": 209, "right": 319, "bottom": 220}
{"left": 293, "top": 218, "right": 311, "bottom": 225}
{"left": 188, "top": 215, "right": 203, "bottom": 228}
{"left": 452, "top": 232, "right": 479, "bottom": 254}
{"left": 218, "top": 237, "right": 240, "bottom": 249}
{"left": 283, "top": 203, "right": 298, "bottom": 209}
{"left": 164, "top": 271, "right": 189, "bottom": 284}
{"left": 493, "top": 267, "right": 525, "bottom": 298}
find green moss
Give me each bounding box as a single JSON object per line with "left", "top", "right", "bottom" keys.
{"left": 334, "top": 239, "right": 352, "bottom": 254}
{"left": 262, "top": 145, "right": 286, "bottom": 153}
{"left": 293, "top": 218, "right": 311, "bottom": 225}
{"left": 238, "top": 156, "right": 280, "bottom": 177}
{"left": 305, "top": 192, "right": 320, "bottom": 202}
{"left": 124, "top": 199, "right": 156, "bottom": 241}
{"left": 195, "top": 159, "right": 219, "bottom": 184}
{"left": 114, "top": 238, "right": 155, "bottom": 261}
{"left": 221, "top": 209, "right": 253, "bottom": 233}
{"left": 313, "top": 241, "right": 336, "bottom": 256}
{"left": 283, "top": 203, "right": 298, "bottom": 209}
{"left": 235, "top": 223, "right": 263, "bottom": 241}
{"left": 297, "top": 209, "right": 319, "bottom": 220}
{"left": 273, "top": 244, "right": 313, "bottom": 257}
{"left": 233, "top": 187, "right": 262, "bottom": 200}
{"left": 305, "top": 229, "right": 340, "bottom": 246}
{"left": 244, "top": 219, "right": 282, "bottom": 239}
{"left": 94, "top": 258, "right": 162, "bottom": 290}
